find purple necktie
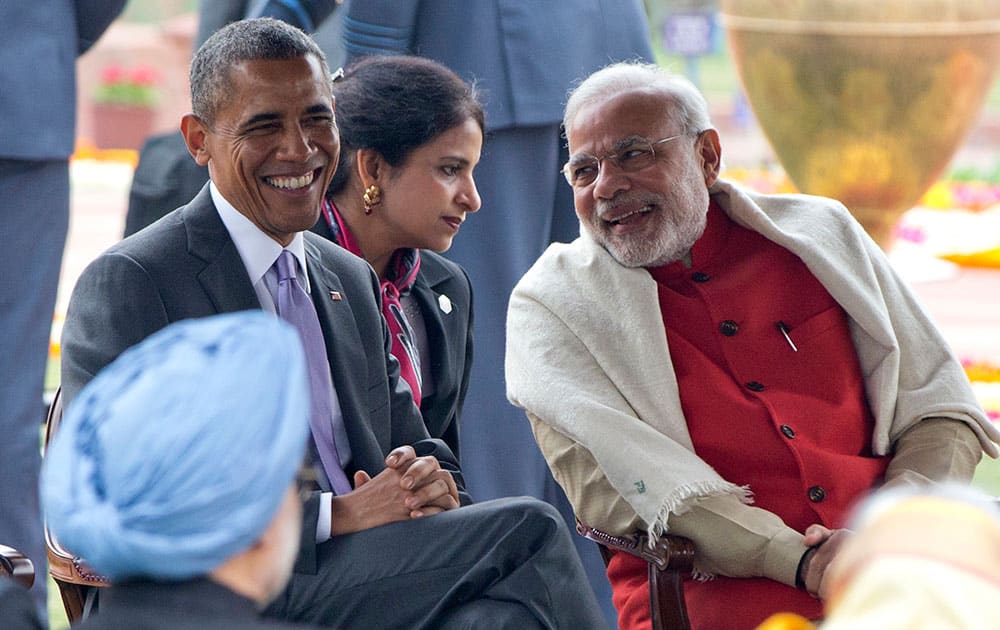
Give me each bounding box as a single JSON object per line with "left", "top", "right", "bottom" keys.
{"left": 274, "top": 250, "right": 352, "bottom": 495}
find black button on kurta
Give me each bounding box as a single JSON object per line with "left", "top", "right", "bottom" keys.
{"left": 691, "top": 271, "right": 711, "bottom": 283}
{"left": 720, "top": 320, "right": 739, "bottom": 336}
{"left": 808, "top": 486, "right": 826, "bottom": 503}
{"left": 746, "top": 381, "right": 766, "bottom": 392}
{"left": 780, "top": 425, "right": 795, "bottom": 439}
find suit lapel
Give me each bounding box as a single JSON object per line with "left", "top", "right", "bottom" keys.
{"left": 304, "top": 238, "right": 385, "bottom": 474}
{"left": 182, "top": 185, "right": 260, "bottom": 314}
{"left": 408, "top": 273, "right": 457, "bottom": 438}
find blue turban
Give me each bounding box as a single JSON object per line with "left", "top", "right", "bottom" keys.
{"left": 41, "top": 312, "right": 310, "bottom": 581}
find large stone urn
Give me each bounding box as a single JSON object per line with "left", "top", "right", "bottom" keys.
{"left": 720, "top": 0, "right": 1000, "bottom": 246}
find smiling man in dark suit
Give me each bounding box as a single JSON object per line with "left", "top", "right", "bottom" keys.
{"left": 60, "top": 17, "right": 604, "bottom": 630}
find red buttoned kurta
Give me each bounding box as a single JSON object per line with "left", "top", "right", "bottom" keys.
{"left": 608, "top": 203, "right": 890, "bottom": 630}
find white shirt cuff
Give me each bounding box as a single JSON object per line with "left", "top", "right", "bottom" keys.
{"left": 316, "top": 492, "right": 333, "bottom": 542}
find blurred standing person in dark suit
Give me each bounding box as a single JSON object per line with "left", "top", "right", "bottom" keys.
{"left": 196, "top": 0, "right": 343, "bottom": 49}
{"left": 194, "top": 0, "right": 248, "bottom": 49}
{"left": 0, "top": 1, "right": 127, "bottom": 619}
{"left": 0, "top": 579, "right": 43, "bottom": 630}
{"left": 340, "top": 2, "right": 654, "bottom": 624}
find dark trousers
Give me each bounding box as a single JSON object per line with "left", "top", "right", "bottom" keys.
{"left": 265, "top": 497, "right": 605, "bottom": 629}
{"left": 0, "top": 158, "right": 68, "bottom": 622}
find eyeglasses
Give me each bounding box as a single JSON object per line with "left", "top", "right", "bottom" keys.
{"left": 562, "top": 135, "right": 683, "bottom": 188}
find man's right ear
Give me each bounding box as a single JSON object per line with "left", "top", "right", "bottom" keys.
{"left": 180, "top": 113, "right": 211, "bottom": 166}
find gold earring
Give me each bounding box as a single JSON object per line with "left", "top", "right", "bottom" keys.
{"left": 363, "top": 184, "right": 382, "bottom": 215}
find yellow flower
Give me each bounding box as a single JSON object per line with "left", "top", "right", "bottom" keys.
{"left": 755, "top": 612, "right": 816, "bottom": 630}
{"left": 920, "top": 182, "right": 957, "bottom": 209}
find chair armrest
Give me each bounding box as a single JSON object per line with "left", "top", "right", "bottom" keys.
{"left": 45, "top": 527, "right": 109, "bottom": 587}
{"left": 0, "top": 544, "right": 35, "bottom": 589}
{"left": 576, "top": 522, "right": 695, "bottom": 573}
{"left": 42, "top": 385, "right": 110, "bottom": 625}
{"left": 577, "top": 521, "right": 695, "bottom": 630}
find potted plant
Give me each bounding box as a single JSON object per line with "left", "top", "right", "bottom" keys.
{"left": 91, "top": 64, "right": 161, "bottom": 151}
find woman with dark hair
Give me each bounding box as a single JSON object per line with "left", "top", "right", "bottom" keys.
{"left": 315, "top": 55, "right": 483, "bottom": 458}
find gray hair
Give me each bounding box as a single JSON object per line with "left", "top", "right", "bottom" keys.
{"left": 189, "top": 17, "right": 330, "bottom": 126}
{"left": 563, "top": 62, "right": 713, "bottom": 137}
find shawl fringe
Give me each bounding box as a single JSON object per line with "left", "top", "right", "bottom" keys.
{"left": 648, "top": 481, "right": 753, "bottom": 580}
{"left": 647, "top": 481, "right": 753, "bottom": 544}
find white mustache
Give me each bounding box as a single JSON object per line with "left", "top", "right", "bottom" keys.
{"left": 596, "top": 193, "right": 661, "bottom": 220}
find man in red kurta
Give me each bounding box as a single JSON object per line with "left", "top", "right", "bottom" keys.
{"left": 506, "top": 61, "right": 997, "bottom": 629}
{"left": 609, "top": 201, "right": 889, "bottom": 627}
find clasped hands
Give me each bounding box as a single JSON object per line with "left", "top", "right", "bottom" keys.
{"left": 798, "top": 524, "right": 853, "bottom": 599}
{"left": 330, "top": 445, "right": 460, "bottom": 535}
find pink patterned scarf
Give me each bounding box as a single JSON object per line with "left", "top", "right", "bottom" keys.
{"left": 321, "top": 199, "right": 422, "bottom": 403}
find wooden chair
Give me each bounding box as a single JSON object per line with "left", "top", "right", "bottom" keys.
{"left": 577, "top": 522, "right": 695, "bottom": 630}
{"left": 0, "top": 544, "right": 34, "bottom": 589}
{"left": 43, "top": 386, "right": 110, "bottom": 624}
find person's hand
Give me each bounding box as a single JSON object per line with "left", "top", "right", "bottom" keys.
{"left": 800, "top": 524, "right": 853, "bottom": 599}
{"left": 384, "top": 445, "right": 460, "bottom": 517}
{"left": 329, "top": 446, "right": 459, "bottom": 535}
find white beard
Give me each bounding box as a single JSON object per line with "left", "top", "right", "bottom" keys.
{"left": 589, "top": 191, "right": 708, "bottom": 268}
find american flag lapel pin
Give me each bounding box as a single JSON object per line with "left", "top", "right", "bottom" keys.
{"left": 329, "top": 291, "right": 342, "bottom": 301}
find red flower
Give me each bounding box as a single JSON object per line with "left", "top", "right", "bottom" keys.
{"left": 94, "top": 64, "right": 161, "bottom": 107}
{"left": 99, "top": 64, "right": 126, "bottom": 85}
{"left": 129, "top": 65, "right": 160, "bottom": 87}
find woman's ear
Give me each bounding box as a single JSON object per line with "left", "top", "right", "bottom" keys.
{"left": 356, "top": 148, "right": 385, "bottom": 190}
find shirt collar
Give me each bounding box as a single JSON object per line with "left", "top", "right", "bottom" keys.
{"left": 211, "top": 182, "right": 310, "bottom": 292}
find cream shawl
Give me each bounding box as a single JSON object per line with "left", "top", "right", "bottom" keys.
{"left": 506, "top": 179, "right": 999, "bottom": 541}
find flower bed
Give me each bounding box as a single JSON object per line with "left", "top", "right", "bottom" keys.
{"left": 93, "top": 64, "right": 160, "bottom": 108}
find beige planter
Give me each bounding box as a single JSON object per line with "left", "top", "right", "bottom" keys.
{"left": 720, "top": 0, "right": 1000, "bottom": 246}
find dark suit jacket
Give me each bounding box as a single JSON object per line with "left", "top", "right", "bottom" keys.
{"left": 342, "top": 0, "right": 654, "bottom": 131}
{"left": 195, "top": 0, "right": 342, "bottom": 48}
{"left": 61, "top": 184, "right": 455, "bottom": 572}
{"left": 310, "top": 222, "right": 473, "bottom": 457}
{"left": 1, "top": 0, "right": 128, "bottom": 160}
{"left": 0, "top": 579, "right": 42, "bottom": 630}
{"left": 73, "top": 578, "right": 318, "bottom": 630}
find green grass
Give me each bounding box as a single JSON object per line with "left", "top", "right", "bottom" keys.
{"left": 48, "top": 576, "right": 69, "bottom": 630}
{"left": 973, "top": 453, "right": 1000, "bottom": 496}
{"left": 45, "top": 357, "right": 59, "bottom": 394}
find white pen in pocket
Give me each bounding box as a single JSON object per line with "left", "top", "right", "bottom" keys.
{"left": 776, "top": 321, "right": 798, "bottom": 352}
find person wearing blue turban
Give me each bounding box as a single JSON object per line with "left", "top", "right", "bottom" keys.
{"left": 42, "top": 312, "right": 320, "bottom": 629}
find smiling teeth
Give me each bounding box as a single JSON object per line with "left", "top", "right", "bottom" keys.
{"left": 266, "top": 172, "right": 314, "bottom": 190}
{"left": 609, "top": 205, "right": 652, "bottom": 224}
